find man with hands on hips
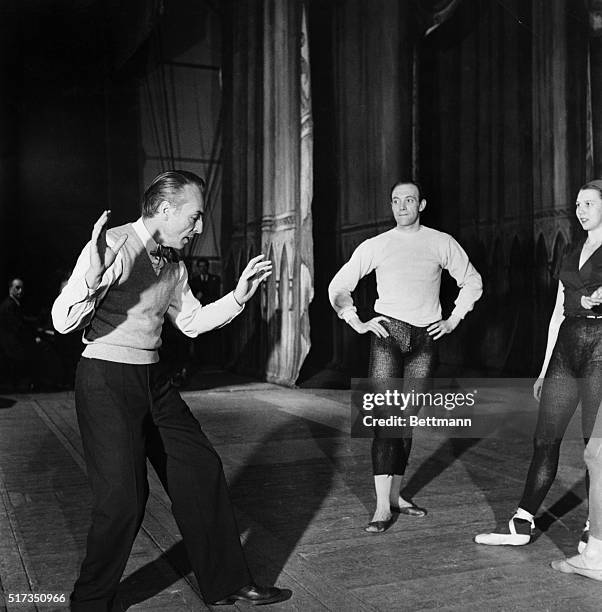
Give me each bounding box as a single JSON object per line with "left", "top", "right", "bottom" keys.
{"left": 345, "top": 301, "right": 461, "bottom": 342}
{"left": 52, "top": 170, "right": 291, "bottom": 610}
{"left": 330, "top": 180, "right": 482, "bottom": 345}
{"left": 336, "top": 183, "right": 475, "bottom": 345}
{"left": 329, "top": 180, "right": 482, "bottom": 532}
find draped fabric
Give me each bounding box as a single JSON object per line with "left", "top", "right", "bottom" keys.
{"left": 137, "top": 10, "right": 224, "bottom": 260}
{"left": 139, "top": 59, "right": 223, "bottom": 260}
{"left": 0, "top": 0, "right": 19, "bottom": 287}
{"left": 418, "top": 0, "right": 589, "bottom": 373}
{"left": 223, "top": 0, "right": 314, "bottom": 385}
{"left": 587, "top": 0, "right": 602, "bottom": 176}
{"left": 298, "top": 6, "right": 315, "bottom": 377}
{"left": 324, "top": 0, "right": 416, "bottom": 376}
{"left": 107, "top": 0, "right": 164, "bottom": 69}
{"left": 586, "top": 0, "right": 602, "bottom": 36}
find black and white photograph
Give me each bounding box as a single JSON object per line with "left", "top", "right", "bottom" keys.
{"left": 1, "top": 0, "right": 602, "bottom": 610}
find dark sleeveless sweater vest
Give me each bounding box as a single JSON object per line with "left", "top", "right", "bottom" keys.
{"left": 82, "top": 223, "right": 180, "bottom": 364}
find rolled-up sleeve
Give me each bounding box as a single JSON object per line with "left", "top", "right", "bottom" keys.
{"left": 51, "top": 241, "right": 118, "bottom": 334}
{"left": 166, "top": 263, "right": 244, "bottom": 336}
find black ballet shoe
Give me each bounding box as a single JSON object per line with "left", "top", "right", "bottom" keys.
{"left": 365, "top": 520, "right": 392, "bottom": 533}
{"left": 391, "top": 503, "right": 427, "bottom": 517}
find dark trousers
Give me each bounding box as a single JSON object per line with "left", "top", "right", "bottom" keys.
{"left": 71, "top": 358, "right": 252, "bottom": 611}
{"left": 369, "top": 317, "right": 438, "bottom": 475}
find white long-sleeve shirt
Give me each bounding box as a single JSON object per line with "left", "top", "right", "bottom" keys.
{"left": 328, "top": 226, "right": 482, "bottom": 326}
{"left": 52, "top": 218, "right": 243, "bottom": 363}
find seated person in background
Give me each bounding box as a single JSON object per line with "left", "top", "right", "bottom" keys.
{"left": 188, "top": 258, "right": 223, "bottom": 369}
{"left": 190, "top": 258, "right": 221, "bottom": 305}
{"left": 0, "top": 278, "right": 39, "bottom": 390}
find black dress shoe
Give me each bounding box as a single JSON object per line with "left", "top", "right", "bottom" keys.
{"left": 210, "top": 584, "right": 292, "bottom": 606}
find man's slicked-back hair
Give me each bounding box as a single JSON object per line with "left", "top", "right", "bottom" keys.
{"left": 141, "top": 170, "right": 206, "bottom": 218}
{"left": 390, "top": 179, "right": 423, "bottom": 201}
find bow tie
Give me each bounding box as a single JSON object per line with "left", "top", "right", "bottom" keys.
{"left": 150, "top": 244, "right": 180, "bottom": 264}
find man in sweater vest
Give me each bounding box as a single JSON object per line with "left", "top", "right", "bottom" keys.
{"left": 328, "top": 180, "right": 482, "bottom": 533}
{"left": 52, "top": 171, "right": 291, "bottom": 609}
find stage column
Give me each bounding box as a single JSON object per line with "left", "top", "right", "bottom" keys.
{"left": 222, "top": 0, "right": 314, "bottom": 386}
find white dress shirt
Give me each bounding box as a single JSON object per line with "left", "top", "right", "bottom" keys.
{"left": 52, "top": 218, "right": 243, "bottom": 339}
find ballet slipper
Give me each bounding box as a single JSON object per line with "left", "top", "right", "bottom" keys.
{"left": 474, "top": 511, "right": 534, "bottom": 546}
{"left": 550, "top": 557, "right": 602, "bottom": 581}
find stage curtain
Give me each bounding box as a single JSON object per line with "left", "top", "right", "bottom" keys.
{"left": 0, "top": 0, "right": 19, "bottom": 285}
{"left": 413, "top": 0, "right": 464, "bottom": 35}
{"left": 222, "top": 0, "right": 314, "bottom": 385}
{"left": 318, "top": 0, "right": 416, "bottom": 375}
{"left": 587, "top": 0, "right": 602, "bottom": 176}
{"left": 106, "top": 0, "right": 164, "bottom": 70}
{"left": 418, "top": 0, "right": 590, "bottom": 374}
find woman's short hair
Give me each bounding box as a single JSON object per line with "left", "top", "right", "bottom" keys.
{"left": 141, "top": 170, "right": 206, "bottom": 218}
{"left": 580, "top": 179, "right": 602, "bottom": 199}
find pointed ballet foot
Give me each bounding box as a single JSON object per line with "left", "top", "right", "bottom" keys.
{"left": 474, "top": 531, "right": 531, "bottom": 546}
{"left": 474, "top": 513, "right": 533, "bottom": 546}
{"left": 550, "top": 558, "right": 602, "bottom": 581}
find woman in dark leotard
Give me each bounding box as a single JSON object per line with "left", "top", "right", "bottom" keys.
{"left": 475, "top": 180, "right": 602, "bottom": 548}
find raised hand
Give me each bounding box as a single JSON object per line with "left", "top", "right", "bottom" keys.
{"left": 85, "top": 211, "right": 128, "bottom": 290}
{"left": 233, "top": 254, "right": 273, "bottom": 304}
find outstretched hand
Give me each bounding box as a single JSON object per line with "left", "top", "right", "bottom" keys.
{"left": 233, "top": 254, "right": 273, "bottom": 304}
{"left": 85, "top": 210, "right": 128, "bottom": 290}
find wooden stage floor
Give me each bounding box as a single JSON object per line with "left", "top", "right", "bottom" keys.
{"left": 0, "top": 377, "right": 600, "bottom": 611}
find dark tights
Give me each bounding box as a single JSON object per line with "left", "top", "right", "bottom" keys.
{"left": 519, "top": 318, "right": 602, "bottom": 514}
{"left": 369, "top": 317, "right": 437, "bottom": 475}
